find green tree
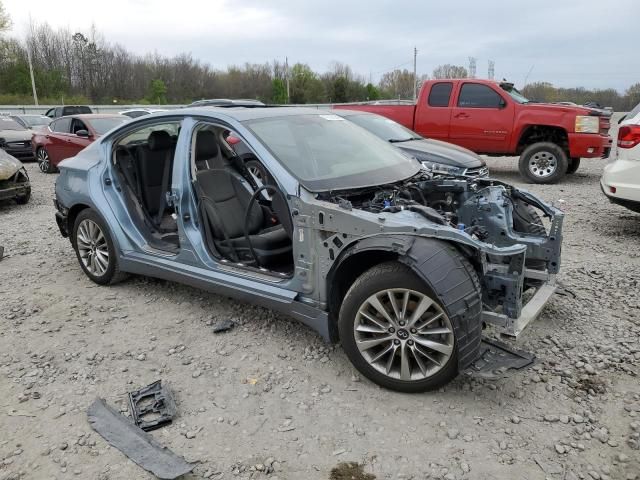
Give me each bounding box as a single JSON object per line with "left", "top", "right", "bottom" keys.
{"left": 271, "top": 78, "right": 287, "bottom": 104}
{"left": 432, "top": 64, "right": 468, "bottom": 79}
{"left": 147, "top": 79, "right": 167, "bottom": 104}
{"left": 0, "top": 1, "right": 10, "bottom": 34}
{"left": 625, "top": 83, "right": 640, "bottom": 110}
{"left": 365, "top": 83, "right": 381, "bottom": 101}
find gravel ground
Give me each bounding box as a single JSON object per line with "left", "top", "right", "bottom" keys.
{"left": 1, "top": 123, "right": 639, "bottom": 479}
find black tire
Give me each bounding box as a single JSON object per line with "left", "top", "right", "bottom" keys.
{"left": 72, "top": 209, "right": 127, "bottom": 285}
{"left": 566, "top": 158, "right": 580, "bottom": 174}
{"left": 245, "top": 159, "right": 269, "bottom": 186}
{"left": 518, "top": 142, "right": 568, "bottom": 184}
{"left": 37, "top": 147, "right": 55, "bottom": 174}
{"left": 338, "top": 251, "right": 482, "bottom": 393}
{"left": 15, "top": 188, "right": 31, "bottom": 205}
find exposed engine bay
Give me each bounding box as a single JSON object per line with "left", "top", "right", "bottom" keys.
{"left": 318, "top": 172, "right": 559, "bottom": 254}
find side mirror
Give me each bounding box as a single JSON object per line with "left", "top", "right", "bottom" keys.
{"left": 499, "top": 98, "right": 507, "bottom": 109}
{"left": 76, "top": 129, "right": 90, "bottom": 138}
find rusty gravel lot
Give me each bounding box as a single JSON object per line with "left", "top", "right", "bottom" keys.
{"left": 0, "top": 118, "right": 638, "bottom": 479}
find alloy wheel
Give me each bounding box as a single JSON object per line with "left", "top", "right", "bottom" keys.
{"left": 528, "top": 151, "right": 557, "bottom": 178}
{"left": 76, "top": 219, "right": 110, "bottom": 276}
{"left": 37, "top": 149, "right": 50, "bottom": 173}
{"left": 354, "top": 288, "right": 454, "bottom": 381}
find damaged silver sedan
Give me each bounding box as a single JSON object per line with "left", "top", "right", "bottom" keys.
{"left": 0, "top": 149, "right": 31, "bottom": 205}
{"left": 54, "top": 108, "right": 563, "bottom": 392}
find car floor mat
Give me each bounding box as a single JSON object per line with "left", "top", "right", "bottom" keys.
{"left": 87, "top": 398, "right": 194, "bottom": 479}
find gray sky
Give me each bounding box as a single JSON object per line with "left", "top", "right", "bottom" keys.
{"left": 4, "top": 0, "right": 638, "bottom": 92}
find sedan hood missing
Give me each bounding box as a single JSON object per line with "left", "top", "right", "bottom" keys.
{"left": 397, "top": 139, "right": 485, "bottom": 168}
{"left": 0, "top": 149, "right": 24, "bottom": 180}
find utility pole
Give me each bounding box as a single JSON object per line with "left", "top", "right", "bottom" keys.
{"left": 488, "top": 60, "right": 495, "bottom": 80}
{"left": 285, "top": 56, "right": 290, "bottom": 104}
{"left": 27, "top": 43, "right": 39, "bottom": 106}
{"left": 413, "top": 47, "right": 418, "bottom": 102}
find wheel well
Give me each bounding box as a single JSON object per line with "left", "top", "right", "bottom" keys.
{"left": 517, "top": 125, "right": 568, "bottom": 155}
{"left": 67, "top": 203, "right": 90, "bottom": 234}
{"left": 327, "top": 249, "right": 398, "bottom": 341}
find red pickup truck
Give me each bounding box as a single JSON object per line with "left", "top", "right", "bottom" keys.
{"left": 335, "top": 79, "right": 612, "bottom": 184}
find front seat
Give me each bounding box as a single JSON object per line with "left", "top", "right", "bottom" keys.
{"left": 195, "top": 130, "right": 226, "bottom": 170}
{"left": 194, "top": 133, "right": 292, "bottom": 268}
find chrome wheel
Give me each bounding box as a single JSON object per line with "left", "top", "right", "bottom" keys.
{"left": 76, "top": 219, "right": 109, "bottom": 276}
{"left": 37, "top": 148, "right": 50, "bottom": 173}
{"left": 528, "top": 151, "right": 557, "bottom": 178}
{"left": 354, "top": 288, "right": 454, "bottom": 381}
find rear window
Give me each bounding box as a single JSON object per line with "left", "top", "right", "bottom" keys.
{"left": 458, "top": 83, "right": 504, "bottom": 108}
{"left": 0, "top": 117, "right": 26, "bottom": 131}
{"left": 626, "top": 102, "right": 640, "bottom": 121}
{"left": 88, "top": 117, "right": 129, "bottom": 135}
{"left": 63, "top": 106, "right": 92, "bottom": 115}
{"left": 428, "top": 83, "right": 453, "bottom": 107}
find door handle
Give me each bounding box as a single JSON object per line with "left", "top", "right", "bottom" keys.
{"left": 454, "top": 113, "right": 469, "bottom": 119}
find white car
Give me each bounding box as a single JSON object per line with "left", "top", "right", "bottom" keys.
{"left": 118, "top": 108, "right": 167, "bottom": 119}
{"left": 601, "top": 103, "right": 640, "bottom": 213}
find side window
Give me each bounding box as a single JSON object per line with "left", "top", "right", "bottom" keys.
{"left": 51, "top": 118, "right": 71, "bottom": 133}
{"left": 71, "top": 119, "right": 88, "bottom": 135}
{"left": 118, "top": 122, "right": 181, "bottom": 147}
{"left": 458, "top": 83, "right": 504, "bottom": 108}
{"left": 428, "top": 82, "right": 453, "bottom": 107}
{"left": 55, "top": 107, "right": 63, "bottom": 117}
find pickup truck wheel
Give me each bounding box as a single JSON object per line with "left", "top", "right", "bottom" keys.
{"left": 518, "top": 142, "right": 568, "bottom": 184}
{"left": 339, "top": 258, "right": 480, "bottom": 393}
{"left": 566, "top": 158, "right": 580, "bottom": 174}
{"left": 72, "top": 209, "right": 127, "bottom": 285}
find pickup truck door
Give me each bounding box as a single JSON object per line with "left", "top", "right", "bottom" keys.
{"left": 414, "top": 81, "right": 454, "bottom": 141}
{"left": 449, "top": 82, "right": 514, "bottom": 153}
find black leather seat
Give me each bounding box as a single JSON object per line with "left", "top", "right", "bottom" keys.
{"left": 195, "top": 130, "right": 226, "bottom": 170}
{"left": 136, "top": 130, "right": 175, "bottom": 217}
{"left": 194, "top": 132, "right": 292, "bottom": 267}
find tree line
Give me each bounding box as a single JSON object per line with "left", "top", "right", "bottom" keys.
{"left": 0, "top": 8, "right": 638, "bottom": 109}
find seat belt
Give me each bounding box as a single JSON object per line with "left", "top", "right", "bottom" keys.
{"left": 154, "top": 152, "right": 172, "bottom": 226}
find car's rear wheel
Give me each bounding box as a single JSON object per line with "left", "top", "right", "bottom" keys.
{"left": 72, "top": 209, "right": 127, "bottom": 285}
{"left": 37, "top": 147, "right": 55, "bottom": 174}
{"left": 339, "top": 258, "right": 481, "bottom": 393}
{"left": 518, "top": 142, "right": 568, "bottom": 184}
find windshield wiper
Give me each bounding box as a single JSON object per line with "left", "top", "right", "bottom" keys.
{"left": 388, "top": 138, "right": 415, "bottom": 143}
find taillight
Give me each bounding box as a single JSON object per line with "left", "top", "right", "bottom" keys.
{"left": 618, "top": 125, "right": 640, "bottom": 149}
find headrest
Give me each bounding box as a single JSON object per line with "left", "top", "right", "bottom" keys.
{"left": 148, "top": 130, "right": 172, "bottom": 151}
{"left": 196, "top": 130, "right": 220, "bottom": 160}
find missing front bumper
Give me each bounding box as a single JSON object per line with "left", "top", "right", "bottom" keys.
{"left": 482, "top": 270, "right": 557, "bottom": 337}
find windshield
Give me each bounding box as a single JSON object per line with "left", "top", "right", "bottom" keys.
{"left": 22, "top": 116, "right": 50, "bottom": 127}
{"left": 0, "top": 117, "right": 27, "bottom": 131}
{"left": 501, "top": 85, "right": 530, "bottom": 104}
{"left": 345, "top": 114, "right": 420, "bottom": 142}
{"left": 89, "top": 117, "right": 129, "bottom": 135}
{"left": 245, "top": 113, "right": 421, "bottom": 191}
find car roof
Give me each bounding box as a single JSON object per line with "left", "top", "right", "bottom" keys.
{"left": 59, "top": 114, "right": 128, "bottom": 120}
{"left": 172, "top": 106, "right": 333, "bottom": 121}
{"left": 332, "top": 109, "right": 374, "bottom": 117}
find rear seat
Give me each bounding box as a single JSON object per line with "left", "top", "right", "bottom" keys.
{"left": 135, "top": 130, "right": 175, "bottom": 218}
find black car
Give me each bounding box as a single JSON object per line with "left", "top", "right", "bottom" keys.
{"left": 333, "top": 110, "right": 489, "bottom": 177}
{"left": 0, "top": 117, "right": 34, "bottom": 160}
{"left": 45, "top": 105, "right": 93, "bottom": 118}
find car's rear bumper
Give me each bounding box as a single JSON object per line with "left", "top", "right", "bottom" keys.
{"left": 601, "top": 158, "right": 640, "bottom": 204}
{"left": 53, "top": 198, "right": 69, "bottom": 237}
{"left": 568, "top": 133, "right": 612, "bottom": 159}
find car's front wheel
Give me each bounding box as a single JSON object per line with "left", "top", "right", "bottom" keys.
{"left": 72, "top": 209, "right": 127, "bottom": 285}
{"left": 37, "top": 147, "right": 55, "bottom": 174}
{"left": 339, "top": 258, "right": 480, "bottom": 393}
